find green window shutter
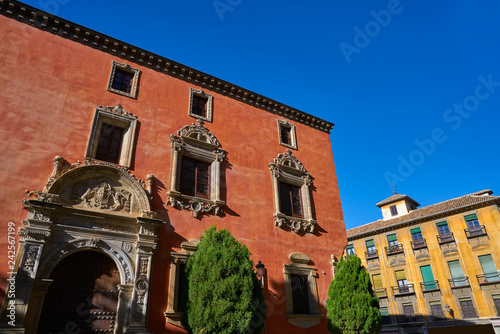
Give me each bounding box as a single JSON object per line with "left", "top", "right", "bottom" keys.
{"left": 479, "top": 254, "right": 497, "bottom": 274}
{"left": 410, "top": 227, "right": 421, "bottom": 234}
{"left": 464, "top": 214, "right": 478, "bottom": 221}
{"left": 372, "top": 274, "right": 383, "bottom": 290}
{"left": 420, "top": 265, "right": 435, "bottom": 282}
{"left": 436, "top": 221, "right": 447, "bottom": 227}
{"left": 395, "top": 270, "right": 406, "bottom": 281}
{"left": 387, "top": 234, "right": 398, "bottom": 242}
{"left": 448, "top": 260, "right": 464, "bottom": 278}
{"left": 493, "top": 295, "right": 500, "bottom": 300}
{"left": 380, "top": 307, "right": 389, "bottom": 316}
{"left": 366, "top": 239, "right": 375, "bottom": 247}
{"left": 346, "top": 245, "right": 354, "bottom": 250}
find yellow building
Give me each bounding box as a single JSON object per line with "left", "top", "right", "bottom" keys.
{"left": 346, "top": 189, "right": 500, "bottom": 334}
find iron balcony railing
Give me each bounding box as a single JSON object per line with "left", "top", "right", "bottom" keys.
{"left": 420, "top": 280, "right": 440, "bottom": 292}
{"left": 464, "top": 225, "right": 487, "bottom": 238}
{"left": 448, "top": 276, "right": 470, "bottom": 288}
{"left": 476, "top": 272, "right": 500, "bottom": 284}
{"left": 437, "top": 232, "right": 455, "bottom": 244}
{"left": 385, "top": 243, "right": 404, "bottom": 255}
{"left": 391, "top": 284, "right": 415, "bottom": 295}
{"left": 374, "top": 288, "right": 387, "bottom": 298}
{"left": 365, "top": 249, "right": 378, "bottom": 259}
{"left": 411, "top": 238, "right": 427, "bottom": 250}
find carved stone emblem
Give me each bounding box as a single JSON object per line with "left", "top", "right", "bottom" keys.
{"left": 80, "top": 180, "right": 131, "bottom": 212}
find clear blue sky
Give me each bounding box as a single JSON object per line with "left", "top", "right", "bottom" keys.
{"left": 19, "top": 0, "right": 500, "bottom": 230}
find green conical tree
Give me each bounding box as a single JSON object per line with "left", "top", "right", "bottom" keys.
{"left": 185, "top": 226, "right": 265, "bottom": 334}
{"left": 326, "top": 255, "right": 382, "bottom": 334}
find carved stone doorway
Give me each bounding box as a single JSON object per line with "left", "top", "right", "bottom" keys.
{"left": 37, "top": 251, "right": 120, "bottom": 333}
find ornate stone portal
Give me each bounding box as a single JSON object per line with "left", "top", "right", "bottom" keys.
{"left": 0, "top": 157, "right": 163, "bottom": 334}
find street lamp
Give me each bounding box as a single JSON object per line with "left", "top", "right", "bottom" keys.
{"left": 255, "top": 261, "right": 267, "bottom": 334}
{"left": 445, "top": 304, "right": 455, "bottom": 319}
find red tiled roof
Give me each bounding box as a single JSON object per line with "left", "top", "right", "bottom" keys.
{"left": 347, "top": 190, "right": 499, "bottom": 239}
{"left": 376, "top": 193, "right": 420, "bottom": 208}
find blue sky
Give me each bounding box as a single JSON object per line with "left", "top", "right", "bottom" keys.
{"left": 20, "top": 0, "right": 500, "bottom": 230}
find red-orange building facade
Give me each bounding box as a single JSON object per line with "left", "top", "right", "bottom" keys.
{"left": 0, "top": 2, "right": 346, "bottom": 333}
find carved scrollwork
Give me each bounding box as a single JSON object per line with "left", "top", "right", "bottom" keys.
{"left": 274, "top": 213, "right": 316, "bottom": 234}
{"left": 273, "top": 149, "right": 306, "bottom": 173}
{"left": 96, "top": 103, "right": 138, "bottom": 119}
{"left": 30, "top": 191, "right": 60, "bottom": 204}
{"left": 177, "top": 119, "right": 220, "bottom": 146}
{"left": 167, "top": 195, "right": 222, "bottom": 218}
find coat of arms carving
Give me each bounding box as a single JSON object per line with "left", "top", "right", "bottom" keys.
{"left": 79, "top": 180, "right": 131, "bottom": 212}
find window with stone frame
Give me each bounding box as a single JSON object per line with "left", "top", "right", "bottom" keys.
{"left": 493, "top": 295, "right": 500, "bottom": 316}
{"left": 402, "top": 303, "right": 415, "bottom": 320}
{"left": 164, "top": 240, "right": 198, "bottom": 328}
{"left": 85, "top": 104, "right": 138, "bottom": 168}
{"left": 283, "top": 253, "right": 322, "bottom": 329}
{"left": 277, "top": 119, "right": 297, "bottom": 150}
{"left": 270, "top": 150, "right": 316, "bottom": 234}
{"left": 107, "top": 61, "right": 141, "bottom": 98}
{"left": 429, "top": 301, "right": 445, "bottom": 320}
{"left": 459, "top": 298, "right": 478, "bottom": 318}
{"left": 189, "top": 88, "right": 213, "bottom": 122}
{"left": 166, "top": 120, "right": 225, "bottom": 218}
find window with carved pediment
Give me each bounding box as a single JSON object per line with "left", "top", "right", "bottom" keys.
{"left": 189, "top": 88, "right": 213, "bottom": 122}
{"left": 167, "top": 120, "right": 225, "bottom": 218}
{"left": 107, "top": 61, "right": 141, "bottom": 98}
{"left": 270, "top": 150, "right": 316, "bottom": 234}
{"left": 85, "top": 104, "right": 138, "bottom": 168}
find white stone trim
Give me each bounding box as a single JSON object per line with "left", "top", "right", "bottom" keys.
{"left": 107, "top": 60, "right": 141, "bottom": 98}
{"left": 277, "top": 119, "right": 297, "bottom": 150}
{"left": 189, "top": 88, "right": 213, "bottom": 122}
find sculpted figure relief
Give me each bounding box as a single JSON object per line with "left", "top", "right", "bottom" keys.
{"left": 80, "top": 179, "right": 131, "bottom": 212}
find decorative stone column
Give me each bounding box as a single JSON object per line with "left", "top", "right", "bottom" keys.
{"left": 23, "top": 279, "right": 53, "bottom": 334}
{"left": 0, "top": 196, "right": 59, "bottom": 332}
{"left": 126, "top": 216, "right": 163, "bottom": 334}
{"left": 115, "top": 284, "right": 134, "bottom": 334}
{"left": 168, "top": 136, "right": 183, "bottom": 194}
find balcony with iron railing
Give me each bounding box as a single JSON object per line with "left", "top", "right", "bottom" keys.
{"left": 464, "top": 225, "right": 487, "bottom": 238}
{"left": 448, "top": 276, "right": 470, "bottom": 288}
{"left": 411, "top": 238, "right": 427, "bottom": 250}
{"left": 420, "top": 280, "right": 440, "bottom": 292}
{"left": 374, "top": 288, "right": 387, "bottom": 298}
{"left": 391, "top": 284, "right": 415, "bottom": 296}
{"left": 476, "top": 272, "right": 500, "bottom": 285}
{"left": 437, "top": 232, "right": 455, "bottom": 244}
{"left": 365, "top": 249, "right": 378, "bottom": 260}
{"left": 385, "top": 244, "right": 404, "bottom": 256}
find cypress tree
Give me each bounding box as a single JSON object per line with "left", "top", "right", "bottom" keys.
{"left": 326, "top": 255, "right": 382, "bottom": 334}
{"left": 186, "top": 226, "right": 265, "bottom": 334}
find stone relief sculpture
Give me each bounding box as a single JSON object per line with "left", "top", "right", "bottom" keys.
{"left": 79, "top": 179, "right": 131, "bottom": 212}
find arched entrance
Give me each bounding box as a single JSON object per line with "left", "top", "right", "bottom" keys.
{"left": 37, "top": 251, "right": 120, "bottom": 333}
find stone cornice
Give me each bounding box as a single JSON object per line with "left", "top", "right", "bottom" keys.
{"left": 1, "top": 0, "right": 335, "bottom": 133}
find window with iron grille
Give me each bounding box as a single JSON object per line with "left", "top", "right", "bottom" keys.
{"left": 430, "top": 302, "right": 445, "bottom": 320}
{"left": 291, "top": 274, "right": 310, "bottom": 314}
{"left": 459, "top": 299, "right": 477, "bottom": 318}
{"left": 189, "top": 88, "right": 213, "bottom": 122}
{"left": 107, "top": 61, "right": 140, "bottom": 98}
{"left": 191, "top": 94, "right": 208, "bottom": 118}
{"left": 402, "top": 303, "right": 415, "bottom": 318}
{"left": 180, "top": 157, "right": 210, "bottom": 199}
{"left": 277, "top": 119, "right": 297, "bottom": 149}
{"left": 279, "top": 182, "right": 303, "bottom": 218}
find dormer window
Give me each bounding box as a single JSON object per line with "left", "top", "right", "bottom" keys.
{"left": 390, "top": 205, "right": 398, "bottom": 216}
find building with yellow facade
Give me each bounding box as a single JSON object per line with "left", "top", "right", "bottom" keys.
{"left": 345, "top": 189, "right": 500, "bottom": 334}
